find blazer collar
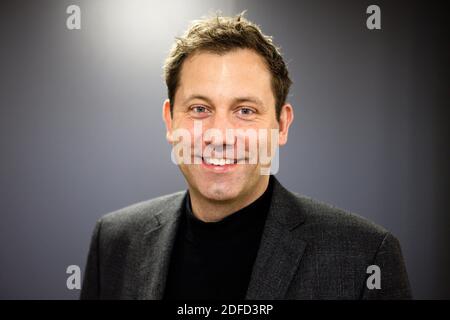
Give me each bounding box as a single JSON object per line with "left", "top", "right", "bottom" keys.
{"left": 245, "top": 177, "right": 307, "bottom": 299}
{"left": 136, "top": 193, "right": 186, "bottom": 299}
{"left": 136, "top": 176, "right": 307, "bottom": 299}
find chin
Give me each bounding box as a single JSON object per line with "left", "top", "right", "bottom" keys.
{"left": 198, "top": 182, "right": 240, "bottom": 202}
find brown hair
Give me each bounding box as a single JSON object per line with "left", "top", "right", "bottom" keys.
{"left": 163, "top": 12, "right": 292, "bottom": 120}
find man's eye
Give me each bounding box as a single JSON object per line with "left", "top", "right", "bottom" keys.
{"left": 238, "top": 107, "right": 255, "bottom": 116}
{"left": 191, "top": 106, "right": 208, "bottom": 113}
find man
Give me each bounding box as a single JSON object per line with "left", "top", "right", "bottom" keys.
{"left": 80, "top": 13, "right": 411, "bottom": 300}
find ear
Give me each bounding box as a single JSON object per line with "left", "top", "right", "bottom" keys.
{"left": 162, "top": 99, "right": 174, "bottom": 143}
{"left": 278, "top": 103, "right": 294, "bottom": 146}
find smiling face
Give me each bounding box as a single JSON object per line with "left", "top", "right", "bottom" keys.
{"left": 163, "top": 48, "right": 293, "bottom": 208}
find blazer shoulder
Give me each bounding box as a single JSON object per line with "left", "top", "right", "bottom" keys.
{"left": 98, "top": 190, "right": 186, "bottom": 235}
{"left": 292, "top": 193, "right": 390, "bottom": 245}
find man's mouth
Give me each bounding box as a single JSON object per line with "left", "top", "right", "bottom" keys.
{"left": 202, "top": 157, "right": 238, "bottom": 166}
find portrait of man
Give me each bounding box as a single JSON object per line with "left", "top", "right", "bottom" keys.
{"left": 80, "top": 13, "right": 412, "bottom": 300}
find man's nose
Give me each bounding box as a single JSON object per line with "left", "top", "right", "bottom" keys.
{"left": 203, "top": 113, "right": 236, "bottom": 146}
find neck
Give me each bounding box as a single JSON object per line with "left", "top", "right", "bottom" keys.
{"left": 188, "top": 177, "right": 270, "bottom": 222}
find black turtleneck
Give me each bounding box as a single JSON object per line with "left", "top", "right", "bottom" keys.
{"left": 163, "top": 177, "right": 274, "bottom": 300}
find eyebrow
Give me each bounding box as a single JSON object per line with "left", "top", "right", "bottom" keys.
{"left": 182, "top": 94, "right": 265, "bottom": 108}
{"left": 182, "top": 94, "right": 214, "bottom": 106}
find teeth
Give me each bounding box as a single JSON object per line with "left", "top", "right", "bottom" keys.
{"left": 204, "top": 158, "right": 235, "bottom": 166}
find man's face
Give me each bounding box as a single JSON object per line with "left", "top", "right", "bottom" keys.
{"left": 163, "top": 48, "right": 292, "bottom": 203}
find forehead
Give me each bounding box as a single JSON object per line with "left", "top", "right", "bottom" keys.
{"left": 176, "top": 49, "right": 274, "bottom": 105}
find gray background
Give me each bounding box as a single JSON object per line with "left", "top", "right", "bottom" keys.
{"left": 0, "top": 0, "right": 448, "bottom": 299}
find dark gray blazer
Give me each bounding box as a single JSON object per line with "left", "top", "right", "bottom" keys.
{"left": 80, "top": 177, "right": 412, "bottom": 299}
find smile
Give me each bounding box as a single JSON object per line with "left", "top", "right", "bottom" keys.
{"left": 202, "top": 157, "right": 238, "bottom": 166}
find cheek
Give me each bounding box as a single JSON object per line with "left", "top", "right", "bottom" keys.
{"left": 171, "top": 119, "right": 197, "bottom": 142}
{"left": 258, "top": 127, "right": 280, "bottom": 160}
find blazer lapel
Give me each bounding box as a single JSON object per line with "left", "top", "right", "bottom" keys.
{"left": 136, "top": 192, "right": 186, "bottom": 299}
{"left": 132, "top": 177, "right": 306, "bottom": 300}
{"left": 246, "top": 177, "right": 307, "bottom": 300}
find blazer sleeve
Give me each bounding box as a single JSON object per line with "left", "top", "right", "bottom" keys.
{"left": 80, "top": 219, "right": 102, "bottom": 300}
{"left": 361, "top": 232, "right": 412, "bottom": 299}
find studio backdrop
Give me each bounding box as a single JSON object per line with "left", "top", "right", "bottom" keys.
{"left": 0, "top": 0, "right": 448, "bottom": 299}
